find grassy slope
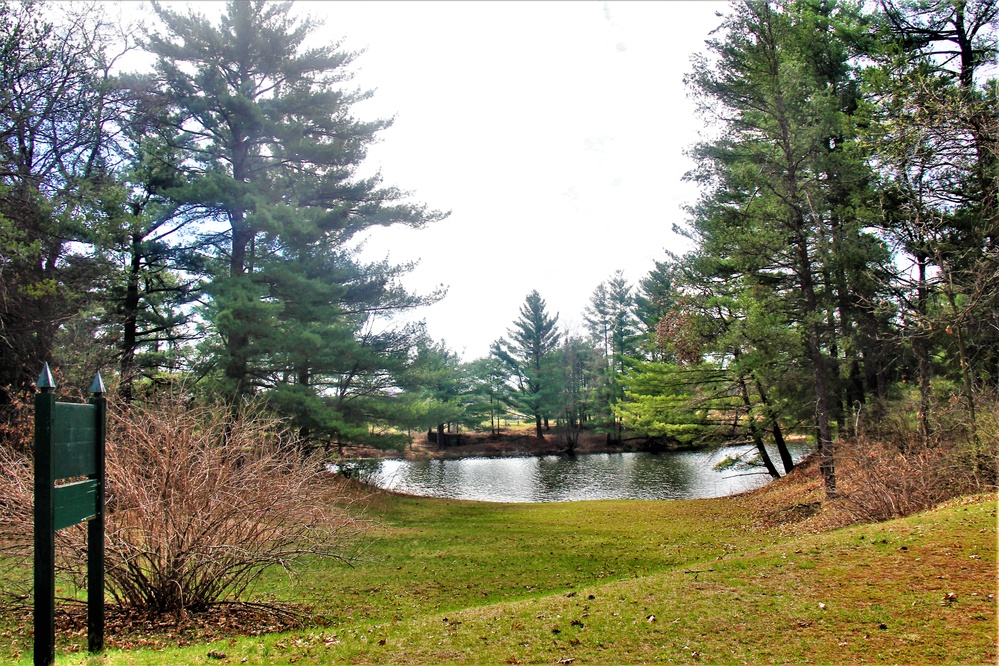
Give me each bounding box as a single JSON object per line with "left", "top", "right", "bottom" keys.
{"left": 6, "top": 469, "right": 997, "bottom": 665}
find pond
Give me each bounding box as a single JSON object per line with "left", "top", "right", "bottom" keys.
{"left": 346, "top": 442, "right": 813, "bottom": 503}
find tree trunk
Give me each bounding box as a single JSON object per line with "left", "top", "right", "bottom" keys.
{"left": 915, "top": 254, "right": 933, "bottom": 445}
{"left": 796, "top": 235, "right": 836, "bottom": 497}
{"left": 225, "top": 213, "right": 253, "bottom": 397}
{"left": 118, "top": 233, "right": 143, "bottom": 403}
{"left": 739, "top": 377, "right": 780, "bottom": 479}
{"left": 755, "top": 377, "right": 794, "bottom": 474}
{"left": 297, "top": 364, "right": 311, "bottom": 444}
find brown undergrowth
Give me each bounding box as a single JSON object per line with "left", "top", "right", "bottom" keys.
{"left": 738, "top": 434, "right": 997, "bottom": 538}
{"left": 0, "top": 395, "right": 371, "bottom": 624}
{"left": 4, "top": 601, "right": 306, "bottom": 653}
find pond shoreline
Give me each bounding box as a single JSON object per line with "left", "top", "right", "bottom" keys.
{"left": 338, "top": 439, "right": 816, "bottom": 502}
{"left": 341, "top": 429, "right": 760, "bottom": 462}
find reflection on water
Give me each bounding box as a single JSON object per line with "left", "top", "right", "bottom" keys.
{"left": 365, "top": 443, "right": 812, "bottom": 503}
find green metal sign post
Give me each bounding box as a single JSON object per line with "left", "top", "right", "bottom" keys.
{"left": 33, "top": 364, "right": 106, "bottom": 666}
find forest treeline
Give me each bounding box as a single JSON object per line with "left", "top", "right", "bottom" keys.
{"left": 1, "top": 0, "right": 996, "bottom": 499}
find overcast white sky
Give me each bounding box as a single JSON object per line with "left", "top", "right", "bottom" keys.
{"left": 128, "top": 1, "right": 727, "bottom": 361}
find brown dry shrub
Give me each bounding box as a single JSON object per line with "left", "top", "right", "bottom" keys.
{"left": 834, "top": 392, "right": 998, "bottom": 524}
{"left": 0, "top": 438, "right": 34, "bottom": 606}
{"left": 0, "top": 396, "right": 369, "bottom": 616}
{"left": 740, "top": 394, "right": 999, "bottom": 536}
{"left": 832, "top": 438, "right": 963, "bottom": 523}
{"left": 0, "top": 389, "right": 34, "bottom": 456}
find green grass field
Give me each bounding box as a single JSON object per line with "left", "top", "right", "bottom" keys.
{"left": 4, "top": 484, "right": 996, "bottom": 665}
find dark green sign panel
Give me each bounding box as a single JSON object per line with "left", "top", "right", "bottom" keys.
{"left": 33, "top": 364, "right": 106, "bottom": 666}
{"left": 52, "top": 479, "right": 100, "bottom": 531}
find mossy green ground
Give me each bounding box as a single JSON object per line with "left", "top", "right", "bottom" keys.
{"left": 4, "top": 490, "right": 996, "bottom": 665}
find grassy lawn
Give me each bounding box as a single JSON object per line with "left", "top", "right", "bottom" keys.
{"left": 2, "top": 481, "right": 995, "bottom": 664}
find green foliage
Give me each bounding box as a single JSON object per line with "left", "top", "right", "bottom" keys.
{"left": 144, "top": 0, "right": 446, "bottom": 415}
{"left": 583, "top": 271, "right": 641, "bottom": 434}
{"left": 493, "top": 290, "right": 562, "bottom": 438}
{"left": 395, "top": 338, "right": 474, "bottom": 435}
{"left": 461, "top": 354, "right": 513, "bottom": 434}
{"left": 616, "top": 360, "right": 732, "bottom": 445}
{"left": 633, "top": 257, "right": 678, "bottom": 360}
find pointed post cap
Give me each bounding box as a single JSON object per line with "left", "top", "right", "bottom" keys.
{"left": 90, "top": 371, "right": 106, "bottom": 395}
{"left": 36, "top": 363, "right": 57, "bottom": 392}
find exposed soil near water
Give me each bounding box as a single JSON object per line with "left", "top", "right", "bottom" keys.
{"left": 348, "top": 427, "right": 665, "bottom": 461}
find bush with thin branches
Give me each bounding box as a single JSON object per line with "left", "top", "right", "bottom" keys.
{"left": 0, "top": 396, "right": 368, "bottom": 616}
{"left": 834, "top": 438, "right": 960, "bottom": 523}
{"left": 0, "top": 439, "right": 34, "bottom": 607}
{"left": 835, "top": 392, "right": 998, "bottom": 523}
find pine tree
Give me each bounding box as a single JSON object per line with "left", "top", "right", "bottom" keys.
{"left": 398, "top": 337, "right": 469, "bottom": 447}
{"left": 95, "top": 100, "right": 204, "bottom": 402}
{"left": 634, "top": 258, "right": 677, "bottom": 361}
{"left": 493, "top": 290, "right": 561, "bottom": 439}
{"left": 551, "top": 334, "right": 596, "bottom": 451}
{"left": 684, "top": 0, "right": 881, "bottom": 497}
{"left": 144, "top": 0, "right": 446, "bottom": 403}
{"left": 584, "top": 271, "right": 640, "bottom": 440}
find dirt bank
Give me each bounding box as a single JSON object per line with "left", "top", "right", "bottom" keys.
{"left": 347, "top": 428, "right": 659, "bottom": 461}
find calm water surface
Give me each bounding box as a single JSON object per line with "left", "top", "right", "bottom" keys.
{"left": 362, "top": 442, "right": 812, "bottom": 502}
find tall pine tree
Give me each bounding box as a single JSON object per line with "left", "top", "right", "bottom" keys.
{"left": 684, "top": 0, "right": 882, "bottom": 497}
{"left": 493, "top": 290, "right": 561, "bottom": 439}
{"left": 143, "top": 1, "right": 446, "bottom": 413}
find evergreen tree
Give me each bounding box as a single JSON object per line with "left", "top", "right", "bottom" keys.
{"left": 551, "top": 334, "right": 596, "bottom": 451}
{"left": 493, "top": 290, "right": 561, "bottom": 439}
{"left": 99, "top": 100, "right": 203, "bottom": 402}
{"left": 0, "top": 0, "right": 130, "bottom": 400}
{"left": 616, "top": 360, "right": 732, "bottom": 448}
{"left": 674, "top": 250, "right": 799, "bottom": 474}
{"left": 399, "top": 337, "right": 470, "bottom": 446}
{"left": 684, "top": 0, "right": 881, "bottom": 497}
{"left": 144, "top": 0, "right": 446, "bottom": 403}
{"left": 634, "top": 258, "right": 678, "bottom": 361}
{"left": 463, "top": 354, "right": 513, "bottom": 436}
{"left": 583, "top": 270, "right": 640, "bottom": 440}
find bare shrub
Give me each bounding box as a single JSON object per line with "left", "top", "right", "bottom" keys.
{"left": 960, "top": 397, "right": 999, "bottom": 489}
{"left": 834, "top": 439, "right": 958, "bottom": 523}
{"left": 0, "top": 396, "right": 369, "bottom": 616}
{"left": 0, "top": 389, "right": 34, "bottom": 456}
{"left": 837, "top": 392, "right": 999, "bottom": 523}
{"left": 0, "top": 440, "right": 33, "bottom": 607}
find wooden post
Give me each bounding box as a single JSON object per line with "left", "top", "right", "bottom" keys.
{"left": 87, "top": 373, "right": 106, "bottom": 653}
{"left": 33, "top": 364, "right": 56, "bottom": 666}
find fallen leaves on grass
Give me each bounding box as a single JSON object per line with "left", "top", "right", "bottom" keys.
{"left": 49, "top": 602, "right": 308, "bottom": 651}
